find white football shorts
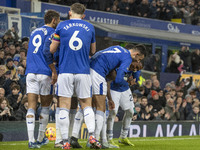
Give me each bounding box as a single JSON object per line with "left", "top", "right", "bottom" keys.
{"left": 90, "top": 68, "right": 107, "bottom": 95}
{"left": 56, "top": 73, "right": 92, "bottom": 99}
{"left": 110, "top": 88, "right": 134, "bottom": 112}
{"left": 26, "top": 73, "right": 53, "bottom": 95}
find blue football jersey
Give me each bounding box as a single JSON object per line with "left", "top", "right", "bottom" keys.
{"left": 54, "top": 19, "right": 96, "bottom": 74}
{"left": 25, "top": 25, "right": 55, "bottom": 76}
{"left": 110, "top": 70, "right": 141, "bottom": 92}
{"left": 90, "top": 45, "right": 132, "bottom": 84}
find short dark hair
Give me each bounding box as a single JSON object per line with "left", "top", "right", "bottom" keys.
{"left": 136, "top": 44, "right": 146, "bottom": 57}
{"left": 71, "top": 3, "right": 86, "bottom": 15}
{"left": 20, "top": 49, "right": 26, "bottom": 53}
{"left": 138, "top": 86, "right": 145, "bottom": 92}
{"left": 124, "top": 43, "right": 136, "bottom": 50}
{"left": 132, "top": 93, "right": 137, "bottom": 98}
{"left": 11, "top": 84, "right": 20, "bottom": 91}
{"left": 141, "top": 96, "right": 147, "bottom": 101}
{"left": 44, "top": 10, "right": 60, "bottom": 24}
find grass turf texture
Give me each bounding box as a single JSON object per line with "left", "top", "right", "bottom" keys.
{"left": 0, "top": 136, "right": 200, "bottom": 150}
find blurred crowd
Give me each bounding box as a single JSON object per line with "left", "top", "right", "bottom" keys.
{"left": 143, "top": 46, "right": 200, "bottom": 74}
{"left": 116, "top": 73, "right": 200, "bottom": 122}
{"left": 0, "top": 27, "right": 200, "bottom": 122}
{"left": 41, "top": 0, "right": 200, "bottom": 25}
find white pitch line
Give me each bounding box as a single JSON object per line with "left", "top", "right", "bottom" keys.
{"left": 0, "top": 137, "right": 200, "bottom": 146}
{"left": 127, "top": 137, "right": 200, "bottom": 142}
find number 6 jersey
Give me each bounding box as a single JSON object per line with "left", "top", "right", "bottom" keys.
{"left": 53, "top": 19, "right": 95, "bottom": 74}
{"left": 25, "top": 26, "right": 55, "bottom": 76}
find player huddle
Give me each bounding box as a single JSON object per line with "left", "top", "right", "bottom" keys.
{"left": 25, "top": 3, "right": 146, "bottom": 150}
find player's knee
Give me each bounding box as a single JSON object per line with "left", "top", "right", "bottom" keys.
{"left": 109, "top": 110, "right": 117, "bottom": 118}
{"left": 26, "top": 115, "right": 34, "bottom": 118}
{"left": 125, "top": 109, "right": 134, "bottom": 117}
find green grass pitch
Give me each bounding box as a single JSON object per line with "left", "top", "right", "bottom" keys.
{"left": 0, "top": 136, "right": 200, "bottom": 150}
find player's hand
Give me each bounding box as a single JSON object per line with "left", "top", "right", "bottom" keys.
{"left": 51, "top": 71, "right": 58, "bottom": 85}
{"left": 128, "top": 76, "right": 136, "bottom": 86}
{"left": 108, "top": 100, "right": 115, "bottom": 110}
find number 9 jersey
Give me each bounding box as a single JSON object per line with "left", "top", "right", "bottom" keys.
{"left": 54, "top": 19, "right": 95, "bottom": 74}
{"left": 25, "top": 26, "right": 55, "bottom": 76}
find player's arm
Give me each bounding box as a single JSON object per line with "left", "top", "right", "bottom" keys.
{"left": 43, "top": 34, "right": 54, "bottom": 65}
{"left": 106, "top": 69, "right": 117, "bottom": 110}
{"left": 107, "top": 80, "right": 115, "bottom": 110}
{"left": 133, "top": 70, "right": 141, "bottom": 82}
{"left": 50, "top": 24, "right": 61, "bottom": 54}
{"left": 90, "top": 42, "right": 96, "bottom": 56}
{"left": 90, "top": 26, "right": 96, "bottom": 56}
{"left": 115, "top": 58, "right": 132, "bottom": 84}
{"left": 49, "top": 63, "right": 57, "bottom": 85}
{"left": 43, "top": 34, "right": 58, "bottom": 85}
{"left": 106, "top": 70, "right": 117, "bottom": 110}
{"left": 50, "top": 39, "right": 60, "bottom": 54}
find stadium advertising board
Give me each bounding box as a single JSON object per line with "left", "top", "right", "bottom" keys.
{"left": 41, "top": 3, "right": 200, "bottom": 35}
{"left": 0, "top": 14, "right": 44, "bottom": 38}
{"left": 7, "top": 14, "right": 21, "bottom": 38}
{"left": 0, "top": 121, "right": 199, "bottom": 141}
{"left": 80, "top": 121, "right": 199, "bottom": 139}
{"left": 0, "top": 14, "right": 8, "bottom": 37}
{"left": 21, "top": 15, "right": 44, "bottom": 37}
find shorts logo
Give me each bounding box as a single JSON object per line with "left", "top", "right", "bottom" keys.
{"left": 60, "top": 117, "right": 66, "bottom": 120}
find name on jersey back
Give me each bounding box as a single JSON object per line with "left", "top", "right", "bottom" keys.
{"left": 63, "top": 23, "right": 90, "bottom": 32}
{"left": 31, "top": 27, "right": 48, "bottom": 36}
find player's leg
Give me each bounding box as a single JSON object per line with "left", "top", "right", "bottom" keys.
{"left": 70, "top": 107, "right": 83, "bottom": 148}
{"left": 36, "top": 75, "right": 53, "bottom": 146}
{"left": 59, "top": 96, "right": 71, "bottom": 149}
{"left": 26, "top": 73, "right": 40, "bottom": 148}
{"left": 93, "top": 95, "right": 106, "bottom": 140}
{"left": 79, "top": 97, "right": 102, "bottom": 149}
{"left": 100, "top": 108, "right": 109, "bottom": 149}
{"left": 36, "top": 95, "right": 52, "bottom": 146}
{"left": 69, "top": 96, "right": 78, "bottom": 138}
{"left": 75, "top": 73, "right": 101, "bottom": 149}
{"left": 57, "top": 74, "right": 74, "bottom": 149}
{"left": 54, "top": 97, "right": 63, "bottom": 148}
{"left": 100, "top": 98, "right": 118, "bottom": 149}
{"left": 107, "top": 90, "right": 120, "bottom": 148}
{"left": 118, "top": 89, "right": 134, "bottom": 146}
{"left": 90, "top": 69, "right": 107, "bottom": 142}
